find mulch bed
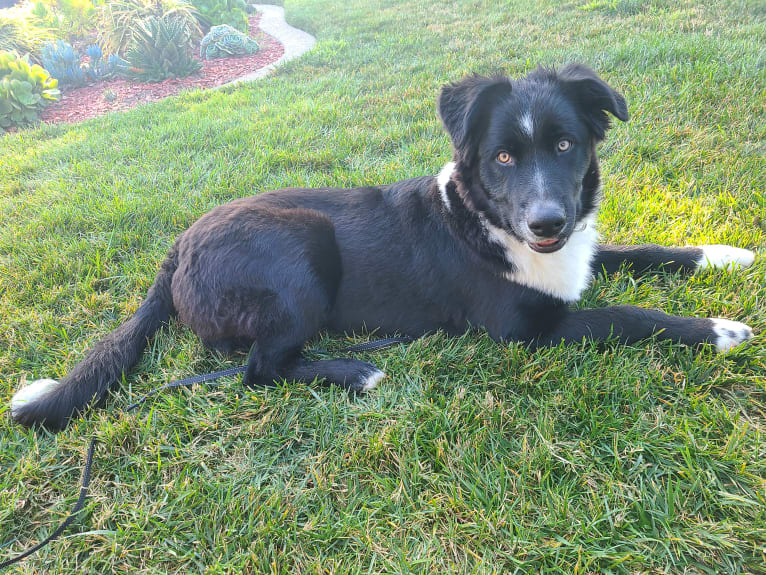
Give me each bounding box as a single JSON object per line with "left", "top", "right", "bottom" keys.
{"left": 40, "top": 13, "right": 285, "bottom": 125}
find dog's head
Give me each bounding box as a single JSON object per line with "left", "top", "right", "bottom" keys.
{"left": 438, "top": 64, "right": 628, "bottom": 253}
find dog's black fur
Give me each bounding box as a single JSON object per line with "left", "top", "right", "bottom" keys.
{"left": 11, "top": 64, "right": 754, "bottom": 431}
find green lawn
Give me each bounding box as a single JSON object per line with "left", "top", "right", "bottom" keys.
{"left": 1, "top": 0, "right": 765, "bottom": 572}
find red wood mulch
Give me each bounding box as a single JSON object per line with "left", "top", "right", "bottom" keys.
{"left": 39, "top": 13, "right": 284, "bottom": 125}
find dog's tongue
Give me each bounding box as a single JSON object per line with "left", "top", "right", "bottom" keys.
{"left": 536, "top": 238, "right": 558, "bottom": 247}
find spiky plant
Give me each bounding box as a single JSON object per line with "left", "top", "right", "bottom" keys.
{"left": 98, "top": 0, "right": 202, "bottom": 55}
{"left": 125, "top": 15, "right": 201, "bottom": 82}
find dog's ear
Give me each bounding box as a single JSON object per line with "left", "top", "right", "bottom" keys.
{"left": 558, "top": 64, "right": 629, "bottom": 140}
{"left": 438, "top": 74, "right": 512, "bottom": 158}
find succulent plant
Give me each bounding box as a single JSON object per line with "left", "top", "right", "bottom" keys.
{"left": 0, "top": 50, "right": 60, "bottom": 130}
{"left": 199, "top": 24, "right": 258, "bottom": 60}
{"left": 41, "top": 39, "right": 87, "bottom": 85}
{"left": 125, "top": 15, "right": 201, "bottom": 82}
{"left": 41, "top": 40, "right": 126, "bottom": 86}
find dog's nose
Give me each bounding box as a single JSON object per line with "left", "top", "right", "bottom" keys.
{"left": 527, "top": 205, "right": 566, "bottom": 238}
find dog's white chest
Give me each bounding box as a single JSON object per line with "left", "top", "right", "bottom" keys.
{"left": 437, "top": 161, "right": 598, "bottom": 302}
{"left": 484, "top": 216, "right": 598, "bottom": 302}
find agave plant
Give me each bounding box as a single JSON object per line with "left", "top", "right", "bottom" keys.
{"left": 98, "top": 0, "right": 202, "bottom": 55}
{"left": 125, "top": 15, "right": 201, "bottom": 82}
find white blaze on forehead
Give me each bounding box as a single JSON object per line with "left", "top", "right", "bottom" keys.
{"left": 520, "top": 113, "right": 534, "bottom": 138}
{"left": 533, "top": 166, "right": 545, "bottom": 195}
{"left": 482, "top": 214, "right": 599, "bottom": 302}
{"left": 437, "top": 161, "right": 456, "bottom": 211}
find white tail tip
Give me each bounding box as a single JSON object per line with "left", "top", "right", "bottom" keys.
{"left": 361, "top": 369, "right": 386, "bottom": 391}
{"left": 10, "top": 378, "right": 61, "bottom": 419}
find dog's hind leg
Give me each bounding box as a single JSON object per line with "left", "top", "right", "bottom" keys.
{"left": 231, "top": 285, "right": 389, "bottom": 392}
{"left": 286, "top": 358, "right": 385, "bottom": 392}
{"left": 244, "top": 349, "right": 385, "bottom": 393}
{"left": 171, "top": 204, "right": 382, "bottom": 391}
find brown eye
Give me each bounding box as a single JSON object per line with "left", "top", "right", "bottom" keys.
{"left": 557, "top": 139, "right": 572, "bottom": 152}
{"left": 496, "top": 151, "right": 514, "bottom": 165}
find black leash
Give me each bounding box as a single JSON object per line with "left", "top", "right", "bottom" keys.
{"left": 0, "top": 440, "right": 96, "bottom": 570}
{"left": 0, "top": 336, "right": 413, "bottom": 570}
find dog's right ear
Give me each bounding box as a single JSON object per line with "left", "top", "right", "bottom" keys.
{"left": 438, "top": 75, "right": 512, "bottom": 160}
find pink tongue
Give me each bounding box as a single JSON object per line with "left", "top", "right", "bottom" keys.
{"left": 537, "top": 238, "right": 558, "bottom": 246}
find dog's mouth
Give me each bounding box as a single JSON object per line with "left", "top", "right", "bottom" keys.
{"left": 528, "top": 237, "right": 566, "bottom": 253}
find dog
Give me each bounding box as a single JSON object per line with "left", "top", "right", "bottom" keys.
{"left": 10, "top": 64, "right": 756, "bottom": 431}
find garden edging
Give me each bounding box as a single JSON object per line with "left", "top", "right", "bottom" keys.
{"left": 221, "top": 4, "right": 316, "bottom": 88}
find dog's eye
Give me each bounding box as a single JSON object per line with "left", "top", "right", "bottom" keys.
{"left": 557, "top": 139, "right": 573, "bottom": 153}
{"left": 496, "top": 151, "right": 514, "bottom": 165}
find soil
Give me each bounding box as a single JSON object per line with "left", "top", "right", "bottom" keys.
{"left": 39, "top": 13, "right": 285, "bottom": 126}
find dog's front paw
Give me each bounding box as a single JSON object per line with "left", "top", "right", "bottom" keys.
{"left": 696, "top": 245, "right": 755, "bottom": 271}
{"left": 711, "top": 318, "right": 753, "bottom": 352}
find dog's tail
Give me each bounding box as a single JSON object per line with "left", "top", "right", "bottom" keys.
{"left": 10, "top": 245, "right": 179, "bottom": 431}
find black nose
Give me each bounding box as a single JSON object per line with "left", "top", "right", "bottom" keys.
{"left": 527, "top": 205, "right": 566, "bottom": 238}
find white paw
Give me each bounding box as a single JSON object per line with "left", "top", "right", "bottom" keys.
{"left": 697, "top": 245, "right": 755, "bottom": 271}
{"left": 10, "top": 378, "right": 60, "bottom": 418}
{"left": 711, "top": 318, "right": 753, "bottom": 352}
{"left": 361, "top": 369, "right": 386, "bottom": 391}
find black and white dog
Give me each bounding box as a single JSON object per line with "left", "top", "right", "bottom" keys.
{"left": 11, "top": 64, "right": 756, "bottom": 431}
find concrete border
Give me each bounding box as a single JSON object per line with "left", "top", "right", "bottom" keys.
{"left": 221, "top": 4, "right": 316, "bottom": 87}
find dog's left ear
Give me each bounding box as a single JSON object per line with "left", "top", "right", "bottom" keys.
{"left": 438, "top": 74, "right": 512, "bottom": 159}
{"left": 558, "top": 64, "right": 629, "bottom": 140}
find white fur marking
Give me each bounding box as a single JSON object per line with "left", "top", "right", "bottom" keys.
{"left": 711, "top": 318, "right": 753, "bottom": 352}
{"left": 437, "top": 161, "right": 456, "bottom": 211}
{"left": 10, "top": 378, "right": 60, "bottom": 419}
{"left": 361, "top": 369, "right": 386, "bottom": 391}
{"left": 696, "top": 245, "right": 755, "bottom": 271}
{"left": 520, "top": 113, "right": 534, "bottom": 138}
{"left": 484, "top": 214, "right": 599, "bottom": 302}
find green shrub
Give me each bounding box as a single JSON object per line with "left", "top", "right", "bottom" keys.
{"left": 0, "top": 50, "right": 59, "bottom": 131}
{"left": 29, "top": 2, "right": 61, "bottom": 35}
{"left": 125, "top": 15, "right": 201, "bottom": 82}
{"left": 98, "top": 0, "right": 202, "bottom": 55}
{"left": 27, "top": 0, "right": 97, "bottom": 43}
{"left": 0, "top": 18, "right": 33, "bottom": 55}
{"left": 192, "top": 0, "right": 248, "bottom": 33}
{"left": 0, "top": 17, "right": 54, "bottom": 63}
{"left": 57, "top": 0, "right": 97, "bottom": 40}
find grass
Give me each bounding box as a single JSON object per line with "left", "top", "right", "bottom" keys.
{"left": 1, "top": 0, "right": 764, "bottom": 572}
